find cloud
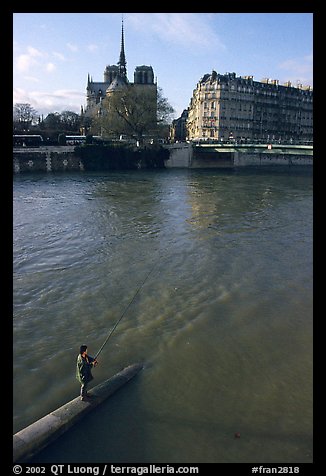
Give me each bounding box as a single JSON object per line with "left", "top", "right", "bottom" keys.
{"left": 15, "top": 45, "right": 68, "bottom": 81}
{"left": 13, "top": 87, "right": 84, "bottom": 115}
{"left": 16, "top": 48, "right": 43, "bottom": 72}
{"left": 15, "top": 46, "right": 45, "bottom": 73}
{"left": 127, "top": 13, "right": 226, "bottom": 52}
{"left": 24, "top": 76, "right": 40, "bottom": 83}
{"left": 67, "top": 42, "right": 78, "bottom": 52}
{"left": 16, "top": 54, "right": 34, "bottom": 72}
{"left": 53, "top": 51, "right": 66, "bottom": 61}
{"left": 27, "top": 46, "right": 43, "bottom": 58}
{"left": 278, "top": 53, "right": 313, "bottom": 85}
{"left": 87, "top": 44, "right": 98, "bottom": 52}
{"left": 46, "top": 62, "right": 56, "bottom": 73}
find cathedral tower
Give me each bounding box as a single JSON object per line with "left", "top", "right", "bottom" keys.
{"left": 85, "top": 16, "right": 157, "bottom": 115}
{"left": 117, "top": 17, "right": 127, "bottom": 79}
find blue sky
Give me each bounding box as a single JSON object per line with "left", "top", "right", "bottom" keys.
{"left": 13, "top": 13, "right": 313, "bottom": 119}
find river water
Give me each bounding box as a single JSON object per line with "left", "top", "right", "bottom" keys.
{"left": 13, "top": 167, "right": 313, "bottom": 463}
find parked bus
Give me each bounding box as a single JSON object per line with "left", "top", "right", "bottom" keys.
{"left": 13, "top": 134, "right": 43, "bottom": 147}
{"left": 65, "top": 135, "right": 87, "bottom": 145}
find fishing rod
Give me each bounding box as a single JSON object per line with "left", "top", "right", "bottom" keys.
{"left": 94, "top": 264, "right": 156, "bottom": 360}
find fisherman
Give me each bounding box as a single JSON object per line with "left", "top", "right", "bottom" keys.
{"left": 76, "top": 345, "right": 98, "bottom": 401}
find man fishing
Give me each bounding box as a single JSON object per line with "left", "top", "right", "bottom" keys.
{"left": 76, "top": 345, "right": 98, "bottom": 401}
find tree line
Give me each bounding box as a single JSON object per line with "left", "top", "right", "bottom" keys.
{"left": 13, "top": 87, "right": 175, "bottom": 145}
{"left": 13, "top": 104, "right": 84, "bottom": 143}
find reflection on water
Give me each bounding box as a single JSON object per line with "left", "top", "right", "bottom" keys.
{"left": 13, "top": 168, "right": 313, "bottom": 463}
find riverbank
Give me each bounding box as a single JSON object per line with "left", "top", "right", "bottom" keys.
{"left": 13, "top": 144, "right": 168, "bottom": 173}
{"left": 13, "top": 142, "right": 313, "bottom": 173}
{"left": 165, "top": 142, "right": 313, "bottom": 168}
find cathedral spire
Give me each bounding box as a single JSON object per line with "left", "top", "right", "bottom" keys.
{"left": 118, "top": 15, "right": 127, "bottom": 78}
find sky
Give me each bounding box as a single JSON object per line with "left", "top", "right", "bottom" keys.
{"left": 13, "top": 12, "right": 313, "bottom": 119}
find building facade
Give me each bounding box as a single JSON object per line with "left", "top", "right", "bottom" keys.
{"left": 170, "top": 109, "right": 188, "bottom": 142}
{"left": 186, "top": 71, "right": 313, "bottom": 143}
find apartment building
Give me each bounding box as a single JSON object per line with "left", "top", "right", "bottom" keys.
{"left": 186, "top": 71, "right": 313, "bottom": 143}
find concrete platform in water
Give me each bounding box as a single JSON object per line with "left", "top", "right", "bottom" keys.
{"left": 13, "top": 363, "right": 143, "bottom": 463}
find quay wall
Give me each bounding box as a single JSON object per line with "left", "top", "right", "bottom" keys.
{"left": 13, "top": 145, "right": 168, "bottom": 173}
{"left": 233, "top": 151, "right": 312, "bottom": 167}
{"left": 13, "top": 147, "right": 82, "bottom": 174}
{"left": 13, "top": 144, "right": 313, "bottom": 174}
{"left": 165, "top": 143, "right": 313, "bottom": 168}
{"left": 13, "top": 364, "right": 143, "bottom": 463}
{"left": 163, "top": 143, "right": 192, "bottom": 167}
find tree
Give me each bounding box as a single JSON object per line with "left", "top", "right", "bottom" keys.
{"left": 94, "top": 85, "right": 175, "bottom": 142}
{"left": 41, "top": 112, "right": 61, "bottom": 130}
{"left": 156, "top": 87, "right": 175, "bottom": 125}
{"left": 13, "top": 103, "right": 38, "bottom": 131}
{"left": 39, "top": 111, "right": 82, "bottom": 141}
{"left": 60, "top": 111, "right": 81, "bottom": 132}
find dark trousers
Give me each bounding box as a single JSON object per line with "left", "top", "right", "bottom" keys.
{"left": 80, "top": 382, "right": 88, "bottom": 397}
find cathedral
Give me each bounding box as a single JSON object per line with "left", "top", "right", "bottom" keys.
{"left": 84, "top": 19, "right": 157, "bottom": 114}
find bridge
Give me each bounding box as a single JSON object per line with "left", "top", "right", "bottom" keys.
{"left": 164, "top": 142, "right": 313, "bottom": 168}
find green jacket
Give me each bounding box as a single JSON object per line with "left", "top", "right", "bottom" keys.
{"left": 76, "top": 354, "right": 95, "bottom": 385}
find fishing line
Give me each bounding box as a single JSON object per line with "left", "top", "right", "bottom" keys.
{"left": 94, "top": 263, "right": 157, "bottom": 359}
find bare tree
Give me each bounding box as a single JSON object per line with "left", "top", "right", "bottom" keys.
{"left": 95, "top": 85, "right": 174, "bottom": 142}
{"left": 13, "top": 103, "right": 38, "bottom": 131}
{"left": 60, "top": 111, "right": 81, "bottom": 131}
